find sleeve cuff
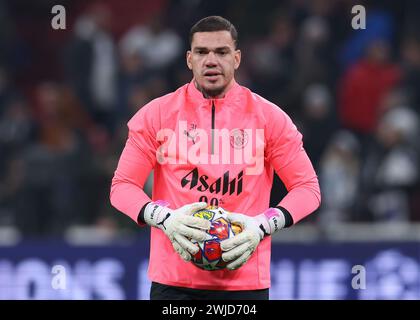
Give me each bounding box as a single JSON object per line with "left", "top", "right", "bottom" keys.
{"left": 137, "top": 202, "right": 151, "bottom": 226}
{"left": 276, "top": 206, "right": 294, "bottom": 228}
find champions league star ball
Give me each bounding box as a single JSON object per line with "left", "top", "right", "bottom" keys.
{"left": 191, "top": 207, "right": 242, "bottom": 271}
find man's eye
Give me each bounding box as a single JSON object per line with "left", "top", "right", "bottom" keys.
{"left": 198, "top": 50, "right": 207, "bottom": 55}
{"left": 218, "top": 51, "right": 227, "bottom": 56}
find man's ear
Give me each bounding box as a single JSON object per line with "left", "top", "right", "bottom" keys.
{"left": 234, "top": 50, "right": 241, "bottom": 70}
{"left": 186, "top": 51, "right": 192, "bottom": 70}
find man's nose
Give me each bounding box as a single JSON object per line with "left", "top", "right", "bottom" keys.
{"left": 204, "top": 52, "right": 217, "bottom": 66}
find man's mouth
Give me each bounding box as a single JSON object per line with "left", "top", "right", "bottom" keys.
{"left": 204, "top": 71, "right": 222, "bottom": 81}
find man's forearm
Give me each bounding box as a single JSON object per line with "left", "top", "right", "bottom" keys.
{"left": 277, "top": 181, "right": 321, "bottom": 225}
{"left": 110, "top": 179, "right": 152, "bottom": 225}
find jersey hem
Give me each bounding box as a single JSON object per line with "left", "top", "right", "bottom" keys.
{"left": 149, "top": 277, "right": 270, "bottom": 291}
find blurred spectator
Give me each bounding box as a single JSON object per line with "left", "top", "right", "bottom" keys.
{"left": 247, "top": 11, "right": 296, "bottom": 106}
{"left": 0, "top": 157, "right": 24, "bottom": 227}
{"left": 116, "top": 14, "right": 182, "bottom": 121}
{"left": 0, "top": 68, "right": 15, "bottom": 110}
{"left": 361, "top": 106, "right": 419, "bottom": 222}
{"left": 319, "top": 130, "right": 361, "bottom": 223}
{"left": 13, "top": 83, "right": 91, "bottom": 236}
{"left": 0, "top": 96, "right": 34, "bottom": 152}
{"left": 0, "top": 1, "right": 28, "bottom": 78}
{"left": 339, "top": 10, "right": 395, "bottom": 70}
{"left": 119, "top": 15, "right": 182, "bottom": 72}
{"left": 116, "top": 43, "right": 151, "bottom": 120}
{"left": 379, "top": 87, "right": 411, "bottom": 115}
{"left": 0, "top": 97, "right": 34, "bottom": 227}
{"left": 299, "top": 83, "right": 337, "bottom": 169}
{"left": 291, "top": 16, "right": 334, "bottom": 103}
{"left": 338, "top": 38, "right": 401, "bottom": 136}
{"left": 64, "top": 4, "right": 117, "bottom": 131}
{"left": 400, "top": 34, "right": 420, "bottom": 114}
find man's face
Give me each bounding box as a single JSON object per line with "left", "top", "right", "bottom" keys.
{"left": 187, "top": 31, "right": 241, "bottom": 98}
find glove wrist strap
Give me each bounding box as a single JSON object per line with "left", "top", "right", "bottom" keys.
{"left": 143, "top": 200, "right": 170, "bottom": 229}
{"left": 257, "top": 208, "right": 285, "bottom": 237}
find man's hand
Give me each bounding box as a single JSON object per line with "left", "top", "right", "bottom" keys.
{"left": 221, "top": 208, "right": 285, "bottom": 270}
{"left": 144, "top": 201, "right": 210, "bottom": 261}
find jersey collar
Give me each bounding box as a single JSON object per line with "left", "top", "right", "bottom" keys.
{"left": 186, "top": 79, "right": 242, "bottom": 107}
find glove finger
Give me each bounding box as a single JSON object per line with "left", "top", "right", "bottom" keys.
{"left": 175, "top": 223, "right": 209, "bottom": 241}
{"left": 174, "top": 233, "right": 200, "bottom": 255}
{"left": 226, "top": 251, "right": 252, "bottom": 270}
{"left": 180, "top": 202, "right": 208, "bottom": 214}
{"left": 172, "top": 239, "right": 192, "bottom": 262}
{"left": 181, "top": 215, "right": 211, "bottom": 230}
{"left": 224, "top": 213, "right": 246, "bottom": 225}
{"left": 220, "top": 232, "right": 249, "bottom": 251}
{"left": 221, "top": 242, "right": 250, "bottom": 262}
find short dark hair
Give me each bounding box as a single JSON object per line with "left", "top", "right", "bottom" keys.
{"left": 189, "top": 16, "right": 238, "bottom": 49}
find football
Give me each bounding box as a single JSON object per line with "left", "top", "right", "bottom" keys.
{"left": 191, "top": 207, "right": 242, "bottom": 271}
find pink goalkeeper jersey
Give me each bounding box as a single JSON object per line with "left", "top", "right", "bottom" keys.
{"left": 110, "top": 80, "right": 320, "bottom": 290}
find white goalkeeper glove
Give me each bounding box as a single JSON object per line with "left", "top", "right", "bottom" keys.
{"left": 143, "top": 201, "right": 210, "bottom": 262}
{"left": 221, "top": 208, "right": 285, "bottom": 270}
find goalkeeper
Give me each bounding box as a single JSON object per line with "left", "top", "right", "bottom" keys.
{"left": 110, "top": 16, "right": 320, "bottom": 300}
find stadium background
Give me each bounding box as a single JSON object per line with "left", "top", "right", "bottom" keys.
{"left": 1, "top": 0, "right": 420, "bottom": 299}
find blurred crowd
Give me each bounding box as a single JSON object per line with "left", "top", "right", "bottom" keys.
{"left": 1, "top": 0, "right": 420, "bottom": 237}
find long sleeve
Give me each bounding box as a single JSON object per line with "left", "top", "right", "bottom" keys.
{"left": 110, "top": 101, "right": 160, "bottom": 224}
{"left": 266, "top": 106, "right": 321, "bottom": 224}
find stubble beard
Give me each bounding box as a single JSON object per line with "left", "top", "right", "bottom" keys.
{"left": 194, "top": 80, "right": 226, "bottom": 99}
